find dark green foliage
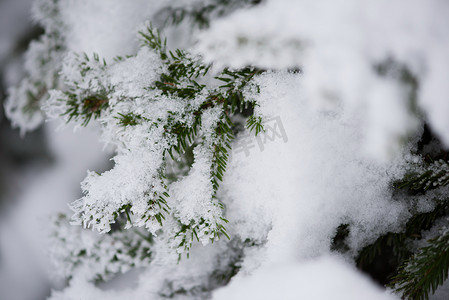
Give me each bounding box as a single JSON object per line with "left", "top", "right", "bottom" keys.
{"left": 330, "top": 224, "right": 350, "bottom": 253}
{"left": 139, "top": 26, "right": 264, "bottom": 199}
{"left": 354, "top": 203, "right": 448, "bottom": 286}
{"left": 395, "top": 159, "right": 449, "bottom": 192}
{"left": 215, "top": 67, "right": 263, "bottom": 115}
{"left": 63, "top": 92, "right": 109, "bottom": 126}
{"left": 387, "top": 157, "right": 449, "bottom": 298}
{"left": 139, "top": 179, "right": 170, "bottom": 228}
{"left": 349, "top": 134, "right": 449, "bottom": 298}
{"left": 78, "top": 52, "right": 107, "bottom": 75}
{"left": 139, "top": 27, "right": 168, "bottom": 60}
{"left": 392, "top": 230, "right": 449, "bottom": 300}
{"left": 59, "top": 53, "right": 110, "bottom": 126}
{"left": 59, "top": 25, "right": 266, "bottom": 257}
{"left": 246, "top": 115, "right": 264, "bottom": 135}
{"left": 116, "top": 112, "right": 145, "bottom": 127}
{"left": 175, "top": 217, "right": 229, "bottom": 261}
{"left": 137, "top": 27, "right": 264, "bottom": 256}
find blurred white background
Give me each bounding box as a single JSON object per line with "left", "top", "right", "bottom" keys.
{"left": 0, "top": 1, "right": 109, "bottom": 299}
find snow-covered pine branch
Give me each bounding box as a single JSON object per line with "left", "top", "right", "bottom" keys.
{"left": 3, "top": 0, "right": 449, "bottom": 299}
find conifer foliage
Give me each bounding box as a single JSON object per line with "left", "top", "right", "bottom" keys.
{"left": 4, "top": 0, "right": 449, "bottom": 299}
{"left": 48, "top": 25, "right": 264, "bottom": 258}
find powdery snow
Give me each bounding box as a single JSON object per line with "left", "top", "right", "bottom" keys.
{"left": 196, "top": 0, "right": 449, "bottom": 157}
{"left": 3, "top": 0, "right": 449, "bottom": 299}
{"left": 212, "top": 255, "right": 397, "bottom": 300}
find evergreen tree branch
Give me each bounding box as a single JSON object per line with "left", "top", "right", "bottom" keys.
{"left": 395, "top": 159, "right": 449, "bottom": 192}
{"left": 53, "top": 25, "right": 265, "bottom": 258}
{"left": 391, "top": 229, "right": 449, "bottom": 300}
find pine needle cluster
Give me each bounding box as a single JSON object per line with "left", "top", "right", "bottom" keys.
{"left": 50, "top": 25, "right": 265, "bottom": 259}
{"left": 342, "top": 149, "right": 449, "bottom": 299}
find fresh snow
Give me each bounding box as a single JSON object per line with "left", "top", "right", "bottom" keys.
{"left": 2, "top": 0, "right": 449, "bottom": 299}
